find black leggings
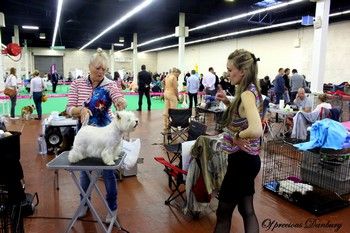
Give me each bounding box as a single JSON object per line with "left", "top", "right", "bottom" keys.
{"left": 214, "top": 195, "right": 259, "bottom": 233}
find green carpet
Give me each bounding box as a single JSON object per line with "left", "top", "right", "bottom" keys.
{"left": 1, "top": 85, "right": 180, "bottom": 116}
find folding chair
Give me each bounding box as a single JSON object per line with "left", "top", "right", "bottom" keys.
{"left": 154, "top": 157, "right": 187, "bottom": 205}
{"left": 162, "top": 108, "right": 192, "bottom": 144}
{"left": 164, "top": 121, "right": 207, "bottom": 164}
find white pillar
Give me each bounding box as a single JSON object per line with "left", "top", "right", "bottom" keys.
{"left": 0, "top": 29, "right": 4, "bottom": 91}
{"left": 13, "top": 25, "right": 21, "bottom": 79}
{"left": 110, "top": 44, "right": 115, "bottom": 78}
{"left": 132, "top": 33, "right": 138, "bottom": 83}
{"left": 177, "top": 12, "right": 186, "bottom": 90}
{"left": 13, "top": 25, "right": 19, "bottom": 44}
{"left": 24, "top": 40, "right": 29, "bottom": 79}
{"left": 310, "top": 0, "right": 330, "bottom": 93}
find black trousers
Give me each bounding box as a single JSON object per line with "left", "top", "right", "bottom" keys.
{"left": 188, "top": 92, "right": 198, "bottom": 109}
{"left": 138, "top": 88, "right": 151, "bottom": 110}
{"left": 52, "top": 82, "right": 58, "bottom": 93}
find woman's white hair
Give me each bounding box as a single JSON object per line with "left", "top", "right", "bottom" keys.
{"left": 90, "top": 48, "right": 109, "bottom": 68}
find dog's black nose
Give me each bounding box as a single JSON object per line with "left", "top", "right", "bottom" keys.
{"left": 134, "top": 120, "right": 139, "bottom": 128}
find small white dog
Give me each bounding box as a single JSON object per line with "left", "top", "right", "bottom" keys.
{"left": 68, "top": 111, "right": 138, "bottom": 165}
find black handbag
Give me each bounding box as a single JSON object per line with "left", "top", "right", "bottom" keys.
{"left": 21, "top": 192, "right": 39, "bottom": 217}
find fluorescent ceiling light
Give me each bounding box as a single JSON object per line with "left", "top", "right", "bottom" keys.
{"left": 114, "top": 43, "right": 124, "bottom": 47}
{"left": 117, "top": 46, "right": 132, "bottom": 52}
{"left": 189, "top": 0, "right": 305, "bottom": 31}
{"left": 138, "top": 34, "right": 175, "bottom": 47}
{"left": 39, "top": 33, "right": 46, "bottom": 39}
{"left": 329, "top": 9, "right": 350, "bottom": 17}
{"left": 79, "top": 0, "right": 154, "bottom": 50}
{"left": 51, "top": 0, "right": 64, "bottom": 47}
{"left": 22, "top": 25, "right": 39, "bottom": 30}
{"left": 255, "top": 0, "right": 282, "bottom": 8}
{"left": 119, "top": 37, "right": 125, "bottom": 43}
{"left": 135, "top": 0, "right": 305, "bottom": 49}
{"left": 143, "top": 8, "right": 350, "bottom": 53}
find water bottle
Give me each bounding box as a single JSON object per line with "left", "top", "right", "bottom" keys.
{"left": 38, "top": 134, "right": 47, "bottom": 155}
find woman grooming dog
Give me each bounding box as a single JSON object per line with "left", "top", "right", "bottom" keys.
{"left": 29, "top": 70, "right": 46, "bottom": 120}
{"left": 66, "top": 48, "right": 127, "bottom": 222}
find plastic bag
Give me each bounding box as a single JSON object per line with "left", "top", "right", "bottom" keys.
{"left": 122, "top": 138, "right": 141, "bottom": 170}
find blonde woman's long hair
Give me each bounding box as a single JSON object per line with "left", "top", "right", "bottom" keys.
{"left": 222, "top": 49, "right": 260, "bottom": 126}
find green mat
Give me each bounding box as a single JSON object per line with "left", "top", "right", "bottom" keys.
{"left": 0, "top": 96, "right": 167, "bottom": 116}
{"left": 0, "top": 84, "right": 187, "bottom": 116}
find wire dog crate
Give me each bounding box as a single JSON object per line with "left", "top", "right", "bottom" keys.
{"left": 262, "top": 140, "right": 350, "bottom": 215}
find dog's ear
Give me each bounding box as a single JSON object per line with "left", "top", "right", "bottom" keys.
{"left": 116, "top": 113, "right": 121, "bottom": 120}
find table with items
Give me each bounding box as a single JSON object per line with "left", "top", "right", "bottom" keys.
{"left": 267, "top": 107, "right": 298, "bottom": 139}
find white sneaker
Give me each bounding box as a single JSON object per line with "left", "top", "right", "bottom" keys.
{"left": 105, "top": 210, "right": 117, "bottom": 224}
{"left": 77, "top": 205, "right": 88, "bottom": 218}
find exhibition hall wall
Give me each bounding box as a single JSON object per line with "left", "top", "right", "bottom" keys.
{"left": 3, "top": 20, "right": 349, "bottom": 84}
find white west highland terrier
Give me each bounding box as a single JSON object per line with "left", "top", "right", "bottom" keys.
{"left": 68, "top": 111, "right": 138, "bottom": 165}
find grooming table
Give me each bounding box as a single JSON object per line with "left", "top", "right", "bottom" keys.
{"left": 47, "top": 151, "right": 125, "bottom": 233}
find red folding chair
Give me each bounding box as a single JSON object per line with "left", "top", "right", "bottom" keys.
{"left": 154, "top": 157, "right": 187, "bottom": 205}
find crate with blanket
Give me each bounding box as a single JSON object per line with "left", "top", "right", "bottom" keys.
{"left": 262, "top": 139, "right": 349, "bottom": 215}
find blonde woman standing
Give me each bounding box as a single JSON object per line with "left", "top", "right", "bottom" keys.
{"left": 163, "top": 67, "right": 181, "bottom": 132}
{"left": 215, "top": 49, "right": 263, "bottom": 233}
{"left": 30, "top": 70, "right": 45, "bottom": 120}
{"left": 5, "top": 67, "right": 18, "bottom": 118}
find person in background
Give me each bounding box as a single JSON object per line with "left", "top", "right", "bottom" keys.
{"left": 202, "top": 67, "right": 217, "bottom": 96}
{"left": 105, "top": 68, "right": 113, "bottom": 80}
{"left": 5, "top": 67, "right": 18, "bottom": 118}
{"left": 293, "top": 87, "right": 312, "bottom": 112}
{"left": 215, "top": 49, "right": 262, "bottom": 233}
{"left": 290, "top": 69, "right": 306, "bottom": 103}
{"left": 273, "top": 68, "right": 285, "bottom": 104}
{"left": 3, "top": 72, "right": 9, "bottom": 82}
{"left": 220, "top": 72, "right": 236, "bottom": 96}
{"left": 186, "top": 70, "right": 200, "bottom": 109}
{"left": 283, "top": 68, "right": 291, "bottom": 103}
{"left": 313, "top": 94, "right": 332, "bottom": 113}
{"left": 163, "top": 67, "right": 181, "bottom": 133}
{"left": 66, "top": 48, "right": 126, "bottom": 222}
{"left": 51, "top": 71, "right": 59, "bottom": 93}
{"left": 114, "top": 71, "right": 126, "bottom": 90}
{"left": 259, "top": 76, "right": 272, "bottom": 96}
{"left": 30, "top": 70, "right": 46, "bottom": 120}
{"left": 137, "top": 64, "right": 152, "bottom": 111}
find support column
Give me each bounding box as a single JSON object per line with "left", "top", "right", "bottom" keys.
{"left": 110, "top": 44, "right": 115, "bottom": 78}
{"left": 310, "top": 0, "right": 330, "bottom": 93}
{"left": 24, "top": 40, "right": 29, "bottom": 79}
{"left": 0, "top": 29, "right": 4, "bottom": 91}
{"left": 176, "top": 12, "right": 188, "bottom": 89}
{"left": 132, "top": 33, "right": 138, "bottom": 83}
{"left": 13, "top": 25, "right": 21, "bottom": 79}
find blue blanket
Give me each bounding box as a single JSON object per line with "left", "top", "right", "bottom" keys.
{"left": 294, "top": 118, "right": 348, "bottom": 150}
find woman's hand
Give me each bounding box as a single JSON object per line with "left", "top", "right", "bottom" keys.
{"left": 233, "top": 135, "right": 253, "bottom": 154}
{"left": 115, "top": 98, "right": 127, "bottom": 111}
{"left": 80, "top": 107, "right": 92, "bottom": 125}
{"left": 215, "top": 85, "right": 230, "bottom": 105}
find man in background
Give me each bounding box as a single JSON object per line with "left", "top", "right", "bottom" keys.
{"left": 273, "top": 68, "right": 285, "bottom": 104}
{"left": 51, "top": 71, "right": 59, "bottom": 93}
{"left": 137, "top": 64, "right": 152, "bottom": 111}
{"left": 202, "top": 67, "right": 216, "bottom": 96}
{"left": 294, "top": 88, "right": 312, "bottom": 112}
{"left": 186, "top": 70, "right": 200, "bottom": 109}
{"left": 290, "top": 69, "right": 306, "bottom": 103}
